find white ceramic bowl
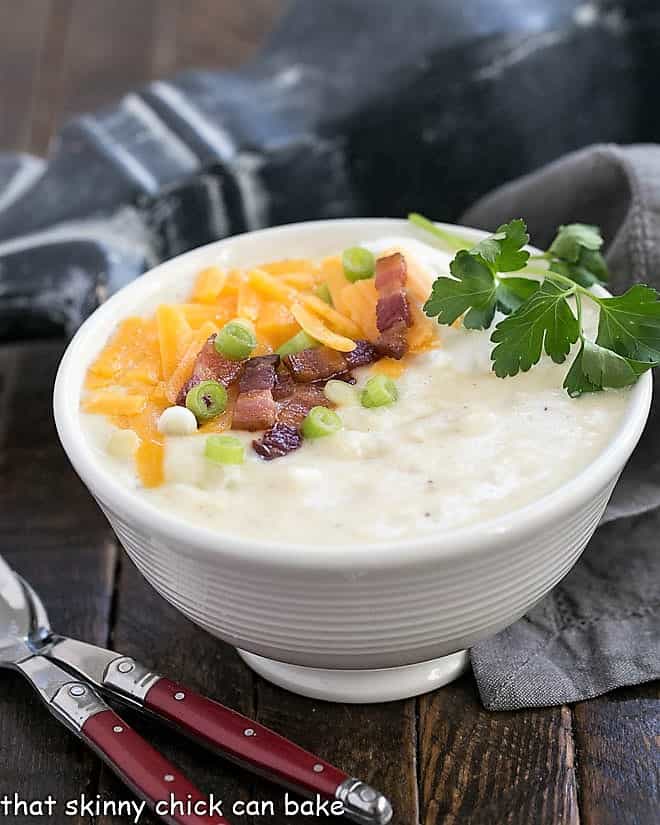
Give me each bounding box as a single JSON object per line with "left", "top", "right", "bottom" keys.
{"left": 54, "top": 219, "right": 652, "bottom": 703}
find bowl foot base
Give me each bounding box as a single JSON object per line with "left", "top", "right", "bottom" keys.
{"left": 236, "top": 649, "right": 470, "bottom": 703}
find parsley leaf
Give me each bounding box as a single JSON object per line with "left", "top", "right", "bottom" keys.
{"left": 470, "top": 219, "right": 530, "bottom": 272}
{"left": 563, "top": 342, "right": 600, "bottom": 396}
{"left": 423, "top": 250, "right": 497, "bottom": 329}
{"left": 549, "top": 223, "right": 603, "bottom": 261}
{"left": 547, "top": 224, "right": 609, "bottom": 286}
{"left": 490, "top": 280, "right": 580, "bottom": 377}
{"left": 563, "top": 340, "right": 655, "bottom": 397}
{"left": 470, "top": 237, "right": 500, "bottom": 266}
{"left": 596, "top": 284, "right": 660, "bottom": 360}
{"left": 414, "top": 211, "right": 660, "bottom": 398}
{"left": 423, "top": 219, "right": 532, "bottom": 330}
{"left": 549, "top": 250, "right": 609, "bottom": 287}
{"left": 495, "top": 277, "right": 540, "bottom": 313}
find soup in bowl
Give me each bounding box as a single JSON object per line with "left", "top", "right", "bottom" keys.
{"left": 54, "top": 219, "right": 651, "bottom": 702}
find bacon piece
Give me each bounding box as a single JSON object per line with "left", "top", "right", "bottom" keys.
{"left": 375, "top": 253, "right": 412, "bottom": 360}
{"left": 375, "top": 252, "right": 407, "bottom": 291}
{"left": 283, "top": 347, "right": 348, "bottom": 383}
{"left": 233, "top": 389, "right": 277, "bottom": 431}
{"left": 324, "top": 372, "right": 356, "bottom": 385}
{"left": 377, "top": 291, "right": 410, "bottom": 333}
{"left": 375, "top": 253, "right": 411, "bottom": 332}
{"left": 272, "top": 363, "right": 296, "bottom": 402}
{"left": 239, "top": 355, "right": 279, "bottom": 392}
{"left": 176, "top": 335, "right": 245, "bottom": 405}
{"left": 376, "top": 320, "right": 409, "bottom": 360}
{"left": 343, "top": 340, "right": 379, "bottom": 369}
{"left": 232, "top": 355, "right": 279, "bottom": 431}
{"left": 253, "top": 424, "right": 302, "bottom": 460}
{"left": 278, "top": 383, "right": 329, "bottom": 428}
{"left": 253, "top": 384, "right": 331, "bottom": 459}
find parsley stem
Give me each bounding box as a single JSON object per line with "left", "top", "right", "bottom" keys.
{"left": 543, "top": 267, "right": 606, "bottom": 338}
{"left": 574, "top": 291, "right": 584, "bottom": 330}
{"left": 521, "top": 264, "right": 549, "bottom": 277}
{"left": 542, "top": 267, "right": 597, "bottom": 304}
{"left": 408, "top": 213, "right": 474, "bottom": 252}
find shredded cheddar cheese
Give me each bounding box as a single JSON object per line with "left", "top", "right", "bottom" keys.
{"left": 339, "top": 279, "right": 380, "bottom": 341}
{"left": 322, "top": 256, "right": 353, "bottom": 316}
{"left": 248, "top": 268, "right": 297, "bottom": 304}
{"left": 255, "top": 301, "right": 299, "bottom": 348}
{"left": 259, "top": 259, "right": 317, "bottom": 276}
{"left": 135, "top": 438, "right": 165, "bottom": 488}
{"left": 408, "top": 301, "right": 439, "bottom": 352}
{"left": 300, "top": 294, "right": 363, "bottom": 339}
{"left": 83, "top": 392, "right": 148, "bottom": 416}
{"left": 180, "top": 302, "right": 234, "bottom": 329}
{"left": 237, "top": 282, "right": 261, "bottom": 322}
{"left": 156, "top": 305, "right": 192, "bottom": 380}
{"left": 370, "top": 358, "right": 407, "bottom": 378}
{"left": 83, "top": 248, "right": 440, "bottom": 488}
{"left": 280, "top": 271, "right": 318, "bottom": 289}
{"left": 291, "top": 304, "right": 357, "bottom": 352}
{"left": 190, "top": 266, "right": 227, "bottom": 303}
{"left": 165, "top": 321, "right": 218, "bottom": 404}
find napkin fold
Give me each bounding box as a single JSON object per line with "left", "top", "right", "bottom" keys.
{"left": 462, "top": 144, "right": 660, "bottom": 710}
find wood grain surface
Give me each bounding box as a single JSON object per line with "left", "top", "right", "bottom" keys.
{"left": 0, "top": 0, "right": 283, "bottom": 156}
{"left": 0, "top": 2, "right": 657, "bottom": 823}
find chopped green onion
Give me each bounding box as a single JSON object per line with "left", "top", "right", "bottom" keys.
{"left": 301, "top": 406, "right": 343, "bottom": 439}
{"left": 360, "top": 375, "right": 398, "bottom": 408}
{"left": 185, "top": 380, "right": 228, "bottom": 420}
{"left": 204, "top": 434, "right": 245, "bottom": 465}
{"left": 315, "top": 282, "right": 333, "bottom": 305}
{"left": 214, "top": 319, "right": 257, "bottom": 360}
{"left": 342, "top": 246, "right": 375, "bottom": 282}
{"left": 276, "top": 330, "right": 318, "bottom": 356}
{"left": 324, "top": 379, "right": 356, "bottom": 406}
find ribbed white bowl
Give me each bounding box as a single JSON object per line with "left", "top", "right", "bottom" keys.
{"left": 54, "top": 220, "right": 652, "bottom": 699}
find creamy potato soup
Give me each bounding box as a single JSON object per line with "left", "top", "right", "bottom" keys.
{"left": 81, "top": 236, "right": 629, "bottom": 545}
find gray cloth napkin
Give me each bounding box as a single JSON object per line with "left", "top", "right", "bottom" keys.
{"left": 462, "top": 144, "right": 660, "bottom": 710}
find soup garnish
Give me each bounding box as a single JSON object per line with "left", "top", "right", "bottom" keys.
{"left": 82, "top": 217, "right": 660, "bottom": 493}
{"left": 417, "top": 217, "right": 660, "bottom": 396}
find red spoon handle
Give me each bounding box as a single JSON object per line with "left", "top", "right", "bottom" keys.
{"left": 145, "top": 678, "right": 348, "bottom": 798}
{"left": 82, "top": 709, "right": 229, "bottom": 825}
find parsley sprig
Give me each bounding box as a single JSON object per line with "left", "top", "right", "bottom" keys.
{"left": 411, "top": 214, "right": 660, "bottom": 396}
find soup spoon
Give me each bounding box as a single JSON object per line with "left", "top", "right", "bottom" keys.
{"left": 0, "top": 558, "right": 392, "bottom": 825}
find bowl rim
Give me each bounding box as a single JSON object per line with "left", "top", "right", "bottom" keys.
{"left": 53, "top": 218, "right": 653, "bottom": 571}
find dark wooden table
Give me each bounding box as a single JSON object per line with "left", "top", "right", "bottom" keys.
{"left": 0, "top": 3, "right": 657, "bottom": 824}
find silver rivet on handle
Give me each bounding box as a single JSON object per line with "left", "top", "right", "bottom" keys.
{"left": 244, "top": 728, "right": 255, "bottom": 737}
{"left": 174, "top": 691, "right": 185, "bottom": 701}
{"left": 69, "top": 685, "right": 86, "bottom": 697}
{"left": 335, "top": 778, "right": 393, "bottom": 825}
{"left": 164, "top": 774, "right": 175, "bottom": 783}
{"left": 117, "top": 660, "right": 135, "bottom": 674}
{"left": 313, "top": 764, "right": 324, "bottom": 773}
{"left": 113, "top": 726, "right": 123, "bottom": 733}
